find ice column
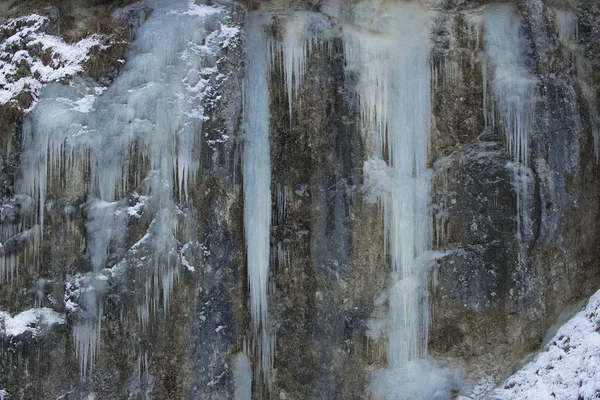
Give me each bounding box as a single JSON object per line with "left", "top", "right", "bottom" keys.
{"left": 243, "top": 13, "right": 275, "bottom": 390}
{"left": 343, "top": 2, "right": 437, "bottom": 396}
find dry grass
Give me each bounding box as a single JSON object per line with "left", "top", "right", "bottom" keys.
{"left": 83, "top": 37, "right": 128, "bottom": 80}
{"left": 2, "top": 0, "right": 137, "bottom": 83}
{"left": 1, "top": 0, "right": 139, "bottom": 41}
{"left": 15, "top": 90, "right": 34, "bottom": 110}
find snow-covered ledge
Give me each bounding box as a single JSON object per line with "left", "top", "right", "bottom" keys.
{"left": 487, "top": 290, "right": 600, "bottom": 400}
{"left": 0, "top": 307, "right": 65, "bottom": 338}
{"left": 0, "top": 14, "right": 104, "bottom": 110}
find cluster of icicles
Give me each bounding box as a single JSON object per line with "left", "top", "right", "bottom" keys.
{"left": 241, "top": 2, "right": 547, "bottom": 398}
{"left": 2, "top": 0, "right": 230, "bottom": 377}
{"left": 0, "top": 0, "right": 584, "bottom": 397}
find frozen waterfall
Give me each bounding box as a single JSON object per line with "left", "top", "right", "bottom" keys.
{"left": 336, "top": 2, "right": 456, "bottom": 398}
{"left": 11, "top": 0, "right": 230, "bottom": 375}
{"left": 1, "top": 0, "right": 584, "bottom": 397}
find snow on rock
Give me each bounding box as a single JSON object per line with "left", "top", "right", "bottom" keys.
{"left": 0, "top": 307, "right": 65, "bottom": 338}
{"left": 219, "top": 23, "right": 240, "bottom": 49}
{"left": 0, "top": 14, "right": 103, "bottom": 110}
{"left": 489, "top": 290, "right": 600, "bottom": 400}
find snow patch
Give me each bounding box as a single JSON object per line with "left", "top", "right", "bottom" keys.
{"left": 0, "top": 307, "right": 65, "bottom": 338}
{"left": 0, "top": 14, "right": 104, "bottom": 110}
{"left": 490, "top": 290, "right": 600, "bottom": 400}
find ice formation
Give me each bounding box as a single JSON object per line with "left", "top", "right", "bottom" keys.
{"left": 482, "top": 4, "right": 537, "bottom": 239}
{"left": 337, "top": 1, "right": 456, "bottom": 397}
{"left": 553, "top": 8, "right": 599, "bottom": 162}
{"left": 243, "top": 12, "right": 275, "bottom": 390}
{"left": 233, "top": 352, "right": 252, "bottom": 400}
{"left": 555, "top": 9, "right": 579, "bottom": 42}
{"left": 278, "top": 12, "right": 335, "bottom": 119}
{"left": 6, "top": 0, "right": 234, "bottom": 376}
{"left": 241, "top": 9, "right": 338, "bottom": 390}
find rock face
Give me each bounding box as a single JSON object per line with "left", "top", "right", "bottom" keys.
{"left": 0, "top": 0, "right": 599, "bottom": 399}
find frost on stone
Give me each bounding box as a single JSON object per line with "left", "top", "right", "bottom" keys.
{"left": 0, "top": 14, "right": 104, "bottom": 110}
{"left": 490, "top": 290, "right": 600, "bottom": 400}
{"left": 0, "top": 307, "right": 65, "bottom": 339}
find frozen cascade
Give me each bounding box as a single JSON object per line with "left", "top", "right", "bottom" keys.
{"left": 339, "top": 1, "right": 457, "bottom": 398}
{"left": 482, "top": 5, "right": 538, "bottom": 240}
{"left": 243, "top": 13, "right": 275, "bottom": 390}
{"left": 12, "top": 0, "right": 230, "bottom": 375}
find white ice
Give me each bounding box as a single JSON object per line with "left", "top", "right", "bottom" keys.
{"left": 335, "top": 0, "right": 453, "bottom": 397}
{"left": 242, "top": 11, "right": 275, "bottom": 389}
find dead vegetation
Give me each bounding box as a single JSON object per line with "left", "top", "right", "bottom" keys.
{"left": 0, "top": 0, "right": 138, "bottom": 136}
{"left": 1, "top": 0, "right": 138, "bottom": 42}
{"left": 83, "top": 35, "right": 129, "bottom": 82}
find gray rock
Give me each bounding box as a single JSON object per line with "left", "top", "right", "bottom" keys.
{"left": 111, "top": 2, "right": 153, "bottom": 40}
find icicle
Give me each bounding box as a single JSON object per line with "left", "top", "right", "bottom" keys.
{"left": 282, "top": 14, "right": 309, "bottom": 121}
{"left": 233, "top": 352, "right": 252, "bottom": 400}
{"left": 555, "top": 9, "right": 579, "bottom": 42}
{"left": 344, "top": 3, "right": 444, "bottom": 393}
{"left": 278, "top": 11, "right": 335, "bottom": 121}
{"left": 243, "top": 12, "right": 275, "bottom": 390}
{"left": 553, "top": 8, "right": 599, "bottom": 161}
{"left": 0, "top": 254, "right": 20, "bottom": 284}
{"left": 483, "top": 4, "right": 538, "bottom": 240}
{"left": 344, "top": 0, "right": 433, "bottom": 367}
{"left": 73, "top": 301, "right": 103, "bottom": 378}
{"left": 338, "top": 2, "right": 459, "bottom": 397}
